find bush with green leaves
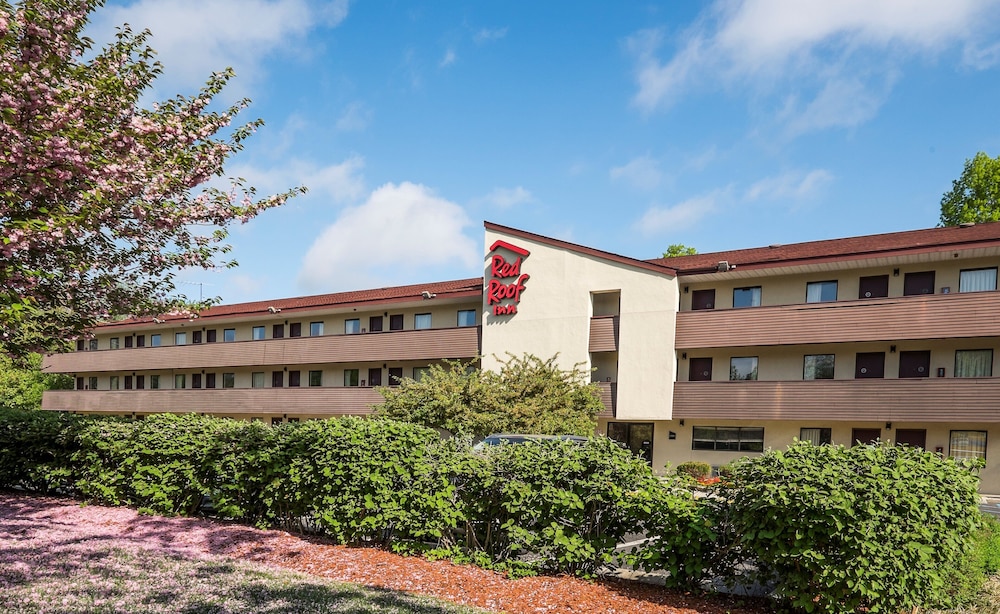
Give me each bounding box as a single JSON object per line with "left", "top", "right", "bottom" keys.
{"left": 0, "top": 408, "right": 80, "bottom": 492}
{"left": 674, "top": 461, "right": 711, "bottom": 481}
{"left": 721, "top": 441, "right": 983, "bottom": 613}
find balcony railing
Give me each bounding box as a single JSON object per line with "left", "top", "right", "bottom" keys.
{"left": 595, "top": 381, "right": 617, "bottom": 418}
{"left": 589, "top": 316, "right": 619, "bottom": 353}
{"left": 673, "top": 378, "right": 1000, "bottom": 422}
{"left": 44, "top": 326, "right": 482, "bottom": 373}
{"left": 41, "top": 387, "right": 386, "bottom": 416}
{"left": 676, "top": 291, "right": 1000, "bottom": 349}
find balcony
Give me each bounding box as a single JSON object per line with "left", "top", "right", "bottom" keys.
{"left": 676, "top": 291, "right": 1000, "bottom": 349}
{"left": 673, "top": 378, "right": 1000, "bottom": 422}
{"left": 589, "top": 316, "right": 619, "bottom": 353}
{"left": 44, "top": 326, "right": 482, "bottom": 374}
{"left": 41, "top": 387, "right": 386, "bottom": 416}
{"left": 595, "top": 381, "right": 617, "bottom": 419}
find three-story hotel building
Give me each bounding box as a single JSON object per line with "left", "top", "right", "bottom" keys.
{"left": 42, "top": 221, "right": 1000, "bottom": 492}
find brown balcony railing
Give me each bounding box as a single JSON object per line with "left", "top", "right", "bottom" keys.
{"left": 589, "top": 316, "right": 620, "bottom": 353}
{"left": 595, "top": 381, "right": 617, "bottom": 418}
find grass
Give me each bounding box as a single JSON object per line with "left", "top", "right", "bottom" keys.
{"left": 0, "top": 543, "right": 487, "bottom": 614}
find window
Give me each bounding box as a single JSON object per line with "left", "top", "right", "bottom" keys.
{"left": 222, "top": 373, "right": 235, "bottom": 388}
{"left": 124, "top": 336, "right": 133, "bottom": 348}
{"left": 803, "top": 354, "right": 835, "bottom": 380}
{"left": 369, "top": 316, "right": 383, "bottom": 332}
{"left": 223, "top": 328, "right": 236, "bottom": 342}
{"left": 272, "top": 371, "right": 284, "bottom": 388}
{"left": 272, "top": 324, "right": 284, "bottom": 339}
{"left": 289, "top": 323, "right": 302, "bottom": 337}
{"left": 344, "top": 369, "right": 359, "bottom": 386}
{"left": 308, "top": 370, "right": 323, "bottom": 387}
{"left": 174, "top": 374, "right": 185, "bottom": 389}
{"left": 950, "top": 430, "right": 988, "bottom": 460}
{"left": 688, "top": 357, "right": 713, "bottom": 381}
{"left": 110, "top": 337, "right": 120, "bottom": 349}
{"left": 388, "top": 367, "right": 403, "bottom": 386}
{"left": 192, "top": 373, "right": 202, "bottom": 389}
{"left": 345, "top": 319, "right": 361, "bottom": 334}
{"left": 903, "top": 271, "right": 935, "bottom": 296}
{"left": 109, "top": 376, "right": 119, "bottom": 390}
{"left": 150, "top": 375, "right": 161, "bottom": 389}
{"left": 855, "top": 352, "right": 885, "bottom": 379}
{"left": 800, "top": 427, "right": 831, "bottom": 445}
{"left": 252, "top": 326, "right": 265, "bottom": 340}
{"left": 898, "top": 350, "right": 931, "bottom": 378}
{"left": 389, "top": 314, "right": 404, "bottom": 331}
{"left": 729, "top": 356, "right": 758, "bottom": 381}
{"left": 175, "top": 332, "right": 186, "bottom": 346}
{"left": 271, "top": 417, "right": 283, "bottom": 427}
{"left": 89, "top": 338, "right": 98, "bottom": 351}
{"left": 414, "top": 313, "right": 432, "bottom": 330}
{"left": 692, "top": 426, "right": 764, "bottom": 452}
{"left": 806, "top": 281, "right": 838, "bottom": 303}
{"left": 251, "top": 372, "right": 264, "bottom": 388}
{"left": 457, "top": 310, "right": 477, "bottom": 327}
{"left": 88, "top": 376, "right": 98, "bottom": 390}
{"left": 852, "top": 428, "right": 881, "bottom": 446}
{"left": 691, "top": 289, "right": 715, "bottom": 310}
{"left": 150, "top": 334, "right": 161, "bottom": 347}
{"left": 956, "top": 349, "right": 993, "bottom": 377}
{"left": 960, "top": 268, "right": 998, "bottom": 293}
{"left": 859, "top": 275, "right": 889, "bottom": 299}
{"left": 733, "top": 286, "right": 761, "bottom": 308}
{"left": 309, "top": 321, "right": 324, "bottom": 336}
{"left": 288, "top": 370, "right": 301, "bottom": 387}
{"left": 136, "top": 375, "right": 145, "bottom": 390}
{"left": 413, "top": 366, "right": 431, "bottom": 381}
{"left": 205, "top": 373, "right": 216, "bottom": 389}
{"left": 206, "top": 329, "right": 217, "bottom": 343}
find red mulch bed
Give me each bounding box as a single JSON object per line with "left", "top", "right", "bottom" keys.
{"left": 2, "top": 491, "right": 773, "bottom": 613}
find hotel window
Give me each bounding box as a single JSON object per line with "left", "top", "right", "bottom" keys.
{"left": 150, "top": 375, "right": 160, "bottom": 389}
{"left": 89, "top": 338, "right": 99, "bottom": 351}
{"left": 345, "top": 319, "right": 361, "bottom": 334}
{"left": 289, "top": 323, "right": 302, "bottom": 337}
{"left": 388, "top": 367, "right": 403, "bottom": 386}
{"left": 692, "top": 426, "right": 764, "bottom": 452}
{"left": 308, "top": 370, "right": 323, "bottom": 387}
{"left": 205, "top": 373, "right": 216, "bottom": 389}
{"left": 110, "top": 337, "right": 120, "bottom": 349}
{"left": 309, "top": 321, "right": 324, "bottom": 336}
{"left": 859, "top": 275, "right": 889, "bottom": 299}
{"left": 806, "top": 281, "right": 838, "bottom": 303}
{"left": 950, "top": 430, "right": 987, "bottom": 460}
{"left": 206, "top": 329, "right": 217, "bottom": 343}
{"left": 252, "top": 326, "right": 265, "bottom": 340}
{"left": 288, "top": 370, "right": 301, "bottom": 387}
{"left": 691, "top": 289, "right": 715, "bottom": 310}
{"left": 960, "top": 267, "right": 998, "bottom": 293}
{"left": 369, "top": 316, "right": 383, "bottom": 332}
{"left": 223, "top": 328, "right": 236, "bottom": 342}
{"left": 344, "top": 369, "right": 360, "bottom": 387}
{"left": 251, "top": 372, "right": 264, "bottom": 388}
{"left": 136, "top": 375, "right": 145, "bottom": 389}
{"left": 688, "top": 357, "right": 713, "bottom": 381}
{"left": 150, "top": 334, "right": 161, "bottom": 347}
{"left": 174, "top": 374, "right": 186, "bottom": 389}
{"left": 222, "top": 373, "right": 235, "bottom": 388}
{"left": 272, "top": 324, "right": 284, "bottom": 339}
{"left": 389, "top": 314, "right": 404, "bottom": 331}
{"left": 800, "top": 427, "right": 832, "bottom": 445}
{"left": 109, "top": 376, "right": 119, "bottom": 390}
{"left": 903, "top": 271, "right": 935, "bottom": 296}
{"left": 457, "top": 310, "right": 477, "bottom": 327}
{"left": 733, "top": 286, "right": 761, "bottom": 308}
{"left": 272, "top": 371, "right": 284, "bottom": 388}
{"left": 413, "top": 366, "right": 431, "bottom": 381}
{"left": 855, "top": 352, "right": 885, "bottom": 379}
{"left": 729, "top": 356, "right": 758, "bottom": 381}
{"left": 175, "top": 332, "right": 186, "bottom": 345}
{"left": 192, "top": 373, "right": 202, "bottom": 389}
{"left": 803, "top": 354, "right": 835, "bottom": 380}
{"left": 88, "top": 376, "right": 98, "bottom": 390}
{"left": 414, "top": 313, "right": 432, "bottom": 330}
{"left": 956, "top": 349, "right": 993, "bottom": 378}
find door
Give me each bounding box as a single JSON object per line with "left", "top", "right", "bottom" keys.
{"left": 903, "top": 271, "right": 935, "bottom": 296}
{"left": 272, "top": 371, "right": 284, "bottom": 388}
{"left": 895, "top": 429, "right": 926, "bottom": 449}
{"left": 688, "top": 357, "right": 713, "bottom": 381}
{"left": 368, "top": 368, "right": 382, "bottom": 386}
{"left": 859, "top": 275, "right": 889, "bottom": 299}
{"left": 855, "top": 352, "right": 885, "bottom": 378}
{"left": 851, "top": 428, "right": 881, "bottom": 446}
{"left": 898, "top": 351, "right": 931, "bottom": 378}
{"left": 388, "top": 367, "right": 403, "bottom": 385}
{"left": 369, "top": 316, "right": 383, "bottom": 332}
{"left": 607, "top": 422, "right": 654, "bottom": 464}
{"left": 691, "top": 289, "right": 716, "bottom": 310}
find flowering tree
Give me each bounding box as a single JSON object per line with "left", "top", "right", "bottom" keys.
{"left": 0, "top": 0, "right": 304, "bottom": 357}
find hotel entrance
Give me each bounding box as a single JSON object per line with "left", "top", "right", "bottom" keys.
{"left": 607, "top": 422, "right": 654, "bottom": 464}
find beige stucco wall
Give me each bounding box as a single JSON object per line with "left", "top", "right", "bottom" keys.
{"left": 481, "top": 229, "right": 678, "bottom": 420}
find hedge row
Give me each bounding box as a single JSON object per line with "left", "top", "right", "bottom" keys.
{"left": 0, "top": 408, "right": 987, "bottom": 612}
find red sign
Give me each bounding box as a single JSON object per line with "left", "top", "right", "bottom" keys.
{"left": 487, "top": 240, "right": 530, "bottom": 316}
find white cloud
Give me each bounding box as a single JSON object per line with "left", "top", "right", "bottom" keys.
{"left": 88, "top": 0, "right": 349, "bottom": 98}
{"left": 635, "top": 194, "right": 719, "bottom": 235}
{"left": 227, "top": 155, "right": 366, "bottom": 204}
{"left": 439, "top": 48, "right": 457, "bottom": 67}
{"left": 628, "top": 0, "right": 1000, "bottom": 133}
{"left": 297, "top": 182, "right": 479, "bottom": 292}
{"left": 744, "top": 169, "right": 833, "bottom": 201}
{"left": 610, "top": 156, "right": 663, "bottom": 191}
{"left": 335, "top": 102, "right": 373, "bottom": 132}
{"left": 473, "top": 27, "right": 508, "bottom": 44}
{"left": 476, "top": 186, "right": 534, "bottom": 209}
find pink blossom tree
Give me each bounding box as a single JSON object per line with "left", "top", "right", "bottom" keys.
{"left": 0, "top": 0, "right": 305, "bottom": 357}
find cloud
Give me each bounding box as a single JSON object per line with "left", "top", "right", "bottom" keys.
{"left": 473, "top": 27, "right": 508, "bottom": 44}
{"left": 476, "top": 186, "right": 534, "bottom": 209}
{"left": 227, "top": 155, "right": 366, "bottom": 204}
{"left": 628, "top": 0, "right": 1000, "bottom": 133}
{"left": 439, "top": 48, "right": 457, "bottom": 67}
{"left": 635, "top": 194, "right": 719, "bottom": 235}
{"left": 87, "top": 0, "right": 349, "bottom": 97}
{"left": 610, "top": 156, "right": 663, "bottom": 191}
{"left": 297, "top": 182, "right": 479, "bottom": 292}
{"left": 744, "top": 169, "right": 833, "bottom": 201}
{"left": 335, "top": 102, "right": 373, "bottom": 132}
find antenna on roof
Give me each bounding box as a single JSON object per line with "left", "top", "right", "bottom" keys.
{"left": 178, "top": 280, "right": 215, "bottom": 302}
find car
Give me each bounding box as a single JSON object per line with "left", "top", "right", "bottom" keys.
{"left": 472, "top": 433, "right": 589, "bottom": 451}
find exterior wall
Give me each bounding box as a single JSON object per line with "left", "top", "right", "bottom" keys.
{"left": 481, "top": 228, "right": 678, "bottom": 421}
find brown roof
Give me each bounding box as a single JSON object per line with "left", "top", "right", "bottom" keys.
{"left": 100, "top": 277, "right": 485, "bottom": 329}
{"left": 650, "top": 222, "right": 1000, "bottom": 275}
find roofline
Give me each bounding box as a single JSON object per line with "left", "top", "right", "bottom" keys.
{"left": 485, "top": 221, "right": 676, "bottom": 276}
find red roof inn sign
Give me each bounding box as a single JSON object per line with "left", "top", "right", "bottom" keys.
{"left": 487, "top": 240, "right": 530, "bottom": 316}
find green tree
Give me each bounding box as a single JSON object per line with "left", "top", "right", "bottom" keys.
{"left": 373, "top": 354, "right": 602, "bottom": 438}
{"left": 0, "top": 353, "right": 72, "bottom": 411}
{"left": 939, "top": 152, "right": 1000, "bottom": 226}
{"left": 661, "top": 244, "right": 698, "bottom": 258}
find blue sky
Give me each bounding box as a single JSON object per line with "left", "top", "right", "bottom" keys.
{"left": 89, "top": 0, "right": 1000, "bottom": 304}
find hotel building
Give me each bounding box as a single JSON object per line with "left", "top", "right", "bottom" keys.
{"left": 42, "top": 221, "right": 1000, "bottom": 492}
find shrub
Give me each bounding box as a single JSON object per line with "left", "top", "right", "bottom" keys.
{"left": 674, "top": 461, "right": 711, "bottom": 481}
{"left": 0, "top": 408, "right": 79, "bottom": 493}
{"left": 721, "top": 441, "right": 983, "bottom": 613}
